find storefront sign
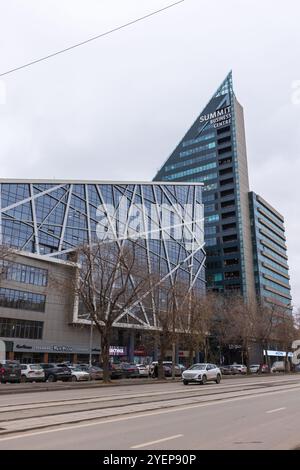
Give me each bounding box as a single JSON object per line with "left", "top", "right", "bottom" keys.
{"left": 109, "top": 346, "right": 127, "bottom": 356}
{"left": 53, "top": 345, "right": 73, "bottom": 353}
{"left": 264, "top": 350, "right": 293, "bottom": 357}
{"left": 16, "top": 344, "right": 32, "bottom": 350}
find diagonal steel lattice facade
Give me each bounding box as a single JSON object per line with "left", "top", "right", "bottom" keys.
{"left": 0, "top": 180, "right": 206, "bottom": 329}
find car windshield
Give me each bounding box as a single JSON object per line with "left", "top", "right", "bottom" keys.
{"left": 188, "top": 364, "right": 207, "bottom": 370}
{"left": 29, "top": 365, "right": 43, "bottom": 370}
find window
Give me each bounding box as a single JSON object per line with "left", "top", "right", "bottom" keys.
{"left": 203, "top": 183, "right": 218, "bottom": 192}
{"left": 223, "top": 234, "right": 238, "bottom": 243}
{"left": 0, "top": 317, "right": 43, "bottom": 339}
{"left": 0, "top": 261, "right": 48, "bottom": 287}
{"left": 205, "top": 214, "right": 219, "bottom": 223}
{"left": 219, "top": 157, "right": 232, "bottom": 166}
{"left": 0, "top": 288, "right": 46, "bottom": 312}
{"left": 204, "top": 204, "right": 217, "bottom": 213}
{"left": 218, "top": 146, "right": 232, "bottom": 155}
{"left": 221, "top": 200, "right": 235, "bottom": 208}
{"left": 213, "top": 273, "right": 223, "bottom": 282}
{"left": 218, "top": 136, "right": 231, "bottom": 145}
{"left": 205, "top": 226, "right": 217, "bottom": 235}
{"left": 205, "top": 238, "right": 217, "bottom": 247}
{"left": 224, "top": 258, "right": 239, "bottom": 266}
{"left": 222, "top": 211, "right": 236, "bottom": 219}
{"left": 164, "top": 152, "right": 216, "bottom": 172}
{"left": 219, "top": 167, "right": 233, "bottom": 176}
{"left": 225, "top": 271, "right": 240, "bottom": 279}
{"left": 163, "top": 163, "right": 217, "bottom": 180}
{"left": 182, "top": 132, "right": 215, "bottom": 148}
{"left": 222, "top": 223, "right": 236, "bottom": 231}
{"left": 217, "top": 126, "right": 230, "bottom": 135}
{"left": 224, "top": 246, "right": 238, "bottom": 254}
{"left": 220, "top": 178, "right": 234, "bottom": 186}
{"left": 179, "top": 142, "right": 216, "bottom": 158}
{"left": 221, "top": 189, "right": 234, "bottom": 197}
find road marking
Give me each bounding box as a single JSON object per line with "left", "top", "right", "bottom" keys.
{"left": 131, "top": 434, "right": 183, "bottom": 449}
{"left": 0, "top": 385, "right": 299, "bottom": 443}
{"left": 266, "top": 407, "right": 286, "bottom": 414}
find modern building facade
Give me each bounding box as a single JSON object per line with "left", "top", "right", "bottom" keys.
{"left": 154, "top": 72, "right": 292, "bottom": 308}
{"left": 249, "top": 192, "right": 292, "bottom": 310}
{"left": 154, "top": 72, "right": 256, "bottom": 297}
{"left": 0, "top": 180, "right": 205, "bottom": 362}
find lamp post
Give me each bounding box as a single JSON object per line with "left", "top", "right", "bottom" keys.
{"left": 89, "top": 315, "right": 93, "bottom": 367}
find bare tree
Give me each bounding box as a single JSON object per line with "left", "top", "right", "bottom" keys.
{"left": 0, "top": 244, "right": 15, "bottom": 285}
{"left": 76, "top": 241, "right": 151, "bottom": 382}
{"left": 148, "top": 279, "right": 184, "bottom": 380}
{"left": 181, "top": 291, "right": 216, "bottom": 368}
{"left": 272, "top": 311, "right": 296, "bottom": 372}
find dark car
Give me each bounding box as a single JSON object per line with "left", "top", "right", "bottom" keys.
{"left": 109, "top": 363, "right": 124, "bottom": 379}
{"left": 120, "top": 363, "right": 140, "bottom": 378}
{"left": 39, "top": 363, "right": 72, "bottom": 382}
{"left": 0, "top": 360, "right": 21, "bottom": 383}
{"left": 220, "top": 365, "right": 239, "bottom": 375}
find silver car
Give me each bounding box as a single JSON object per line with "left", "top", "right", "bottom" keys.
{"left": 20, "top": 364, "right": 45, "bottom": 383}
{"left": 182, "top": 363, "right": 222, "bottom": 385}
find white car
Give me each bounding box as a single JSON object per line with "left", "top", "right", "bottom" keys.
{"left": 230, "top": 364, "right": 247, "bottom": 374}
{"left": 136, "top": 364, "right": 149, "bottom": 377}
{"left": 250, "top": 364, "right": 260, "bottom": 374}
{"left": 182, "top": 363, "right": 222, "bottom": 385}
{"left": 271, "top": 361, "right": 285, "bottom": 373}
{"left": 20, "top": 364, "right": 45, "bottom": 383}
{"left": 68, "top": 366, "right": 90, "bottom": 381}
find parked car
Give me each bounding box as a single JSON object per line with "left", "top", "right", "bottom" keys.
{"left": 39, "top": 363, "right": 72, "bottom": 382}
{"left": 20, "top": 364, "right": 45, "bottom": 383}
{"left": 149, "top": 361, "right": 181, "bottom": 378}
{"left": 230, "top": 364, "right": 247, "bottom": 374}
{"left": 260, "top": 364, "right": 270, "bottom": 373}
{"left": 109, "top": 363, "right": 123, "bottom": 379}
{"left": 68, "top": 366, "right": 90, "bottom": 382}
{"left": 220, "top": 365, "right": 239, "bottom": 375}
{"left": 163, "top": 362, "right": 183, "bottom": 377}
{"left": 136, "top": 364, "right": 149, "bottom": 377}
{"left": 120, "top": 363, "right": 140, "bottom": 378}
{"left": 271, "top": 361, "right": 285, "bottom": 373}
{"left": 86, "top": 366, "right": 103, "bottom": 380}
{"left": 250, "top": 364, "right": 260, "bottom": 374}
{"left": 182, "top": 363, "right": 222, "bottom": 385}
{"left": 0, "top": 360, "right": 21, "bottom": 383}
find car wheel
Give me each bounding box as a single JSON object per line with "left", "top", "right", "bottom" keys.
{"left": 183, "top": 380, "right": 189, "bottom": 385}
{"left": 20, "top": 375, "right": 27, "bottom": 383}
{"left": 71, "top": 375, "right": 77, "bottom": 382}
{"left": 201, "top": 375, "right": 207, "bottom": 385}
{"left": 215, "top": 374, "right": 221, "bottom": 384}
{"left": 47, "top": 374, "right": 56, "bottom": 382}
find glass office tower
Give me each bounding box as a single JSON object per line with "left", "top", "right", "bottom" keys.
{"left": 154, "top": 72, "right": 256, "bottom": 298}
{"left": 249, "top": 192, "right": 292, "bottom": 310}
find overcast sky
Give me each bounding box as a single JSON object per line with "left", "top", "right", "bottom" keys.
{"left": 0, "top": 0, "right": 299, "bottom": 309}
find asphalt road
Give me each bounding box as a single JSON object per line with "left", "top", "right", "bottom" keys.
{"left": 0, "top": 375, "right": 300, "bottom": 450}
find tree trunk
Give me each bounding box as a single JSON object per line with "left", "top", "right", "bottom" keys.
{"left": 158, "top": 334, "right": 166, "bottom": 380}
{"left": 101, "top": 329, "right": 111, "bottom": 383}
{"left": 188, "top": 347, "right": 194, "bottom": 367}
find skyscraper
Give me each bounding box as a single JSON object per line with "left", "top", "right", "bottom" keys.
{"left": 249, "top": 192, "right": 292, "bottom": 310}
{"left": 154, "top": 72, "right": 256, "bottom": 299}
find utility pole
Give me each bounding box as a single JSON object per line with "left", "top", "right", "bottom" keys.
{"left": 89, "top": 315, "right": 93, "bottom": 367}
